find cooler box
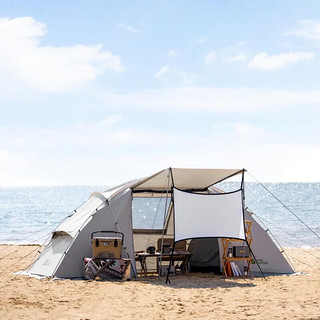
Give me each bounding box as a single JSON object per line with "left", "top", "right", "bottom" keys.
{"left": 92, "top": 237, "right": 122, "bottom": 258}
{"left": 91, "top": 231, "right": 124, "bottom": 259}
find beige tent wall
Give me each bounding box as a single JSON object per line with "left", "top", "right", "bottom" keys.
{"left": 27, "top": 234, "right": 73, "bottom": 278}
{"left": 54, "top": 205, "right": 114, "bottom": 278}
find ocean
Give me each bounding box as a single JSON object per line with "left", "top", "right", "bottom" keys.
{"left": 0, "top": 183, "right": 319, "bottom": 248}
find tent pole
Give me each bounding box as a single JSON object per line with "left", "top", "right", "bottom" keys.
{"left": 240, "top": 169, "right": 245, "bottom": 190}
{"left": 166, "top": 168, "right": 175, "bottom": 284}
{"left": 159, "top": 172, "right": 171, "bottom": 278}
{"left": 241, "top": 169, "right": 265, "bottom": 278}
{"left": 246, "top": 239, "right": 265, "bottom": 279}
{"left": 165, "top": 242, "right": 176, "bottom": 284}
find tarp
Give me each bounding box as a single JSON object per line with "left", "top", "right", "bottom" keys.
{"left": 133, "top": 168, "right": 243, "bottom": 191}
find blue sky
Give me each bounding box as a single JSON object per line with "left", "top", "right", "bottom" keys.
{"left": 1, "top": 1, "right": 320, "bottom": 185}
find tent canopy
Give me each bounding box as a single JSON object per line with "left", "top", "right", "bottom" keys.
{"left": 131, "top": 168, "right": 244, "bottom": 192}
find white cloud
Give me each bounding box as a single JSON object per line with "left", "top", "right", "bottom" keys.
{"left": 96, "top": 114, "right": 123, "bottom": 127}
{"left": 0, "top": 149, "right": 30, "bottom": 186}
{"left": 248, "top": 51, "right": 315, "bottom": 71}
{"left": 102, "top": 86, "right": 320, "bottom": 113}
{"left": 286, "top": 20, "right": 320, "bottom": 41}
{"left": 117, "top": 22, "right": 139, "bottom": 33}
{"left": 1, "top": 112, "right": 320, "bottom": 185}
{"left": 204, "top": 51, "right": 216, "bottom": 65}
{"left": 167, "top": 49, "right": 179, "bottom": 58}
{"left": 0, "top": 120, "right": 185, "bottom": 185}
{"left": 196, "top": 36, "right": 206, "bottom": 44}
{"left": 155, "top": 65, "right": 170, "bottom": 78}
{"left": 212, "top": 122, "right": 262, "bottom": 137}
{"left": 0, "top": 17, "right": 124, "bottom": 93}
{"left": 0, "top": 114, "right": 181, "bottom": 152}
{"left": 154, "top": 66, "right": 195, "bottom": 85}
{"left": 224, "top": 53, "right": 246, "bottom": 63}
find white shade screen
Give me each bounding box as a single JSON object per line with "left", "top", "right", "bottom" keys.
{"left": 173, "top": 188, "right": 245, "bottom": 242}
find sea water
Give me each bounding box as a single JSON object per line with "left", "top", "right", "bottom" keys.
{"left": 0, "top": 183, "right": 319, "bottom": 248}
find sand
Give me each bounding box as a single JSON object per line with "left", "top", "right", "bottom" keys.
{"left": 0, "top": 245, "right": 319, "bottom": 320}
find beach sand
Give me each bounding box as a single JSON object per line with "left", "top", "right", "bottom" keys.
{"left": 0, "top": 245, "right": 319, "bottom": 320}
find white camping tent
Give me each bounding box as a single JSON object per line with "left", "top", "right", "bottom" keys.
{"left": 25, "top": 168, "right": 294, "bottom": 278}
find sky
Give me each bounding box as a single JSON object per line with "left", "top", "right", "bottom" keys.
{"left": 1, "top": 0, "right": 320, "bottom": 186}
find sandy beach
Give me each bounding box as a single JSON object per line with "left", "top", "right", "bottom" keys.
{"left": 0, "top": 245, "right": 319, "bottom": 320}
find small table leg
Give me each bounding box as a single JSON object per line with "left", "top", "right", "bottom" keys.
{"left": 139, "top": 256, "right": 148, "bottom": 276}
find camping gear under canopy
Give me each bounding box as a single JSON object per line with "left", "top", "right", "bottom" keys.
{"left": 24, "top": 168, "right": 295, "bottom": 279}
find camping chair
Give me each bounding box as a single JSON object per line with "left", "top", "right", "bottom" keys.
{"left": 157, "top": 238, "right": 189, "bottom": 274}
{"left": 157, "top": 238, "right": 187, "bottom": 253}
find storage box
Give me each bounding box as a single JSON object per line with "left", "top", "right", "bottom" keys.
{"left": 92, "top": 237, "right": 122, "bottom": 258}
{"left": 233, "top": 246, "right": 249, "bottom": 258}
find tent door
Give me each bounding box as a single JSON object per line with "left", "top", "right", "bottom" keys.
{"left": 188, "top": 238, "right": 221, "bottom": 274}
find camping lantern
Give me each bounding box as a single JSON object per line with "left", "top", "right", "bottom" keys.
{"left": 146, "top": 243, "right": 156, "bottom": 254}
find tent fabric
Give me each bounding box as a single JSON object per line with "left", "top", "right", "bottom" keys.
{"left": 100, "top": 179, "right": 142, "bottom": 201}
{"left": 55, "top": 196, "right": 106, "bottom": 237}
{"left": 27, "top": 187, "right": 136, "bottom": 278}
{"left": 174, "top": 188, "right": 245, "bottom": 242}
{"left": 133, "top": 168, "right": 243, "bottom": 191}
{"left": 27, "top": 234, "right": 73, "bottom": 278}
{"left": 247, "top": 213, "right": 294, "bottom": 274}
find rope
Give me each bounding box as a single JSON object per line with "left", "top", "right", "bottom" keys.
{"left": 24, "top": 231, "right": 71, "bottom": 274}
{"left": 0, "top": 192, "right": 101, "bottom": 256}
{"left": 0, "top": 244, "right": 42, "bottom": 277}
{"left": 144, "top": 190, "right": 166, "bottom": 248}
{"left": 247, "top": 171, "right": 320, "bottom": 240}
{"left": 0, "top": 232, "right": 51, "bottom": 262}
{"left": 0, "top": 231, "right": 67, "bottom": 277}
{"left": 251, "top": 213, "right": 295, "bottom": 270}
{"left": 0, "top": 216, "right": 66, "bottom": 255}
{"left": 107, "top": 193, "right": 138, "bottom": 278}
{"left": 4, "top": 233, "right": 67, "bottom": 282}
{"left": 286, "top": 255, "right": 313, "bottom": 269}
{"left": 254, "top": 213, "right": 320, "bottom": 255}
{"left": 1, "top": 189, "right": 112, "bottom": 280}
{"left": 254, "top": 213, "right": 320, "bottom": 265}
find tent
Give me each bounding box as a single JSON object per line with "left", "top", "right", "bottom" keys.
{"left": 25, "top": 168, "right": 295, "bottom": 279}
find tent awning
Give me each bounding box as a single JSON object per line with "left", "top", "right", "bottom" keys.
{"left": 132, "top": 168, "right": 244, "bottom": 191}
